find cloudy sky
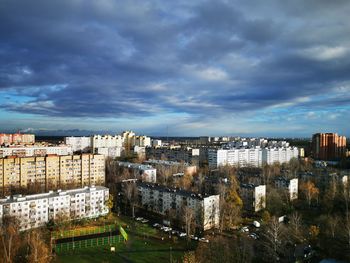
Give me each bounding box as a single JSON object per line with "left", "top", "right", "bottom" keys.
{"left": 0, "top": 0, "right": 350, "bottom": 137}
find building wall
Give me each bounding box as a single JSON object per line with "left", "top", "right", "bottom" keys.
{"left": 64, "top": 137, "right": 92, "bottom": 152}
{"left": 0, "top": 134, "right": 35, "bottom": 145}
{"left": 312, "top": 133, "right": 347, "bottom": 160}
{"left": 138, "top": 183, "right": 219, "bottom": 230}
{"left": 0, "top": 154, "right": 105, "bottom": 195}
{"left": 0, "top": 145, "right": 73, "bottom": 158}
{"left": 0, "top": 186, "right": 109, "bottom": 231}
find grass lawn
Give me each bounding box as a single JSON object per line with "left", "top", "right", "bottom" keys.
{"left": 53, "top": 213, "right": 195, "bottom": 263}
{"left": 54, "top": 234, "right": 190, "bottom": 263}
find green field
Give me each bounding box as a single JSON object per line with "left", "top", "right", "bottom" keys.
{"left": 53, "top": 214, "right": 193, "bottom": 263}
{"left": 54, "top": 235, "right": 188, "bottom": 263}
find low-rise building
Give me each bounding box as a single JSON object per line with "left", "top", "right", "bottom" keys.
{"left": 144, "top": 159, "right": 197, "bottom": 176}
{"left": 240, "top": 184, "right": 266, "bottom": 212}
{"left": 0, "top": 186, "right": 109, "bottom": 231}
{"left": 118, "top": 162, "right": 156, "bottom": 183}
{"left": 146, "top": 147, "right": 200, "bottom": 165}
{"left": 137, "top": 182, "right": 219, "bottom": 230}
{"left": 0, "top": 145, "right": 73, "bottom": 158}
{"left": 275, "top": 177, "right": 298, "bottom": 200}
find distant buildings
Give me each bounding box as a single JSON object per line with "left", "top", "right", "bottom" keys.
{"left": 137, "top": 182, "right": 219, "bottom": 230}
{"left": 146, "top": 147, "right": 200, "bottom": 165}
{"left": 0, "top": 145, "right": 73, "bottom": 158}
{"left": 0, "top": 154, "right": 105, "bottom": 194}
{"left": 312, "top": 133, "right": 347, "bottom": 160}
{"left": 0, "top": 186, "right": 109, "bottom": 231}
{"left": 0, "top": 133, "right": 35, "bottom": 145}
{"left": 208, "top": 147, "right": 299, "bottom": 168}
{"left": 64, "top": 136, "right": 92, "bottom": 152}
{"left": 240, "top": 184, "right": 266, "bottom": 212}
{"left": 144, "top": 159, "right": 197, "bottom": 176}
{"left": 64, "top": 131, "right": 151, "bottom": 157}
{"left": 118, "top": 162, "right": 156, "bottom": 183}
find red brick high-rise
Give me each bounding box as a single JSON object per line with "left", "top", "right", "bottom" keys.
{"left": 312, "top": 133, "right": 347, "bottom": 160}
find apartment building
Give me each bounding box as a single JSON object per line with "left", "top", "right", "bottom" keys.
{"left": 146, "top": 147, "right": 200, "bottom": 165}
{"left": 118, "top": 162, "right": 156, "bottom": 183}
{"left": 144, "top": 159, "right": 197, "bottom": 176}
{"left": 92, "top": 135, "right": 123, "bottom": 149}
{"left": 97, "top": 146, "right": 123, "bottom": 158}
{"left": 0, "top": 186, "right": 109, "bottom": 231}
{"left": 0, "top": 154, "right": 105, "bottom": 194}
{"left": 312, "top": 133, "right": 347, "bottom": 160}
{"left": 240, "top": 184, "right": 266, "bottom": 212}
{"left": 137, "top": 182, "right": 219, "bottom": 230}
{"left": 275, "top": 177, "right": 298, "bottom": 200}
{"left": 64, "top": 136, "right": 92, "bottom": 152}
{"left": 0, "top": 133, "right": 35, "bottom": 145}
{"left": 208, "top": 148, "right": 263, "bottom": 168}
{"left": 262, "top": 147, "right": 299, "bottom": 165}
{"left": 0, "top": 145, "right": 73, "bottom": 158}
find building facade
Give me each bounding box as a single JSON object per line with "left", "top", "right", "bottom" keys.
{"left": 137, "top": 182, "right": 219, "bottom": 230}
{"left": 0, "top": 133, "right": 35, "bottom": 145}
{"left": 146, "top": 147, "right": 200, "bottom": 165}
{"left": 0, "top": 145, "right": 73, "bottom": 158}
{"left": 0, "top": 154, "right": 105, "bottom": 194}
{"left": 118, "top": 162, "right": 156, "bottom": 183}
{"left": 261, "top": 147, "right": 299, "bottom": 165}
{"left": 275, "top": 177, "right": 298, "bottom": 200}
{"left": 312, "top": 133, "right": 347, "bottom": 160}
{"left": 240, "top": 184, "right": 266, "bottom": 212}
{"left": 0, "top": 186, "right": 109, "bottom": 231}
{"left": 64, "top": 137, "right": 92, "bottom": 152}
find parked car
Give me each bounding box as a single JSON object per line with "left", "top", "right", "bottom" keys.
{"left": 199, "top": 237, "right": 209, "bottom": 243}
{"left": 190, "top": 235, "right": 199, "bottom": 241}
{"left": 135, "top": 217, "right": 143, "bottom": 221}
{"left": 141, "top": 219, "right": 149, "bottom": 223}
{"left": 239, "top": 226, "right": 249, "bottom": 233}
{"left": 249, "top": 233, "right": 259, "bottom": 240}
{"left": 153, "top": 223, "right": 160, "bottom": 228}
{"left": 253, "top": 221, "right": 260, "bottom": 228}
{"left": 179, "top": 232, "right": 187, "bottom": 237}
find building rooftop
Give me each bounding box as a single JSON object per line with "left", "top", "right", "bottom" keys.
{"left": 118, "top": 161, "right": 155, "bottom": 170}
{"left": 137, "top": 182, "right": 216, "bottom": 200}
{"left": 144, "top": 159, "right": 191, "bottom": 166}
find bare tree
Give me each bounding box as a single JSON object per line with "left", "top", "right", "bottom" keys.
{"left": 182, "top": 206, "right": 195, "bottom": 242}
{"left": 26, "top": 230, "right": 52, "bottom": 263}
{"left": 124, "top": 182, "right": 138, "bottom": 217}
{"left": 262, "top": 217, "right": 286, "bottom": 262}
{"left": 289, "top": 212, "right": 303, "bottom": 241}
{"left": 327, "top": 215, "right": 339, "bottom": 238}
{"left": 0, "top": 217, "right": 21, "bottom": 263}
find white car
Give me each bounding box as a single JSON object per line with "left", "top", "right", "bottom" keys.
{"left": 199, "top": 238, "right": 209, "bottom": 243}
{"left": 239, "top": 226, "right": 249, "bottom": 233}
{"left": 141, "top": 219, "right": 149, "bottom": 224}
{"left": 135, "top": 217, "right": 143, "bottom": 221}
{"left": 179, "top": 232, "right": 187, "bottom": 237}
{"left": 190, "top": 235, "right": 199, "bottom": 241}
{"left": 153, "top": 223, "right": 160, "bottom": 228}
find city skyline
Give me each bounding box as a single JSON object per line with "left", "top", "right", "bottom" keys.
{"left": 1, "top": 0, "right": 350, "bottom": 137}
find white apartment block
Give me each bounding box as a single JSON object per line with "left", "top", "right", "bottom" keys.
{"left": 64, "top": 137, "right": 92, "bottom": 152}
{"left": 241, "top": 184, "right": 266, "bottom": 212}
{"left": 0, "top": 145, "right": 73, "bottom": 158}
{"left": 137, "top": 182, "right": 219, "bottom": 230}
{"left": 92, "top": 135, "right": 123, "bottom": 149}
{"left": 262, "top": 147, "right": 299, "bottom": 165}
{"left": 0, "top": 186, "right": 109, "bottom": 231}
{"left": 97, "top": 146, "right": 123, "bottom": 158}
{"left": 152, "top": 139, "right": 162, "bottom": 147}
{"left": 144, "top": 159, "right": 197, "bottom": 176}
{"left": 208, "top": 148, "right": 262, "bottom": 168}
{"left": 275, "top": 177, "right": 298, "bottom": 200}
{"left": 118, "top": 162, "right": 156, "bottom": 183}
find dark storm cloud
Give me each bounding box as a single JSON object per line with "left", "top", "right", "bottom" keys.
{"left": 1, "top": 0, "right": 350, "bottom": 120}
